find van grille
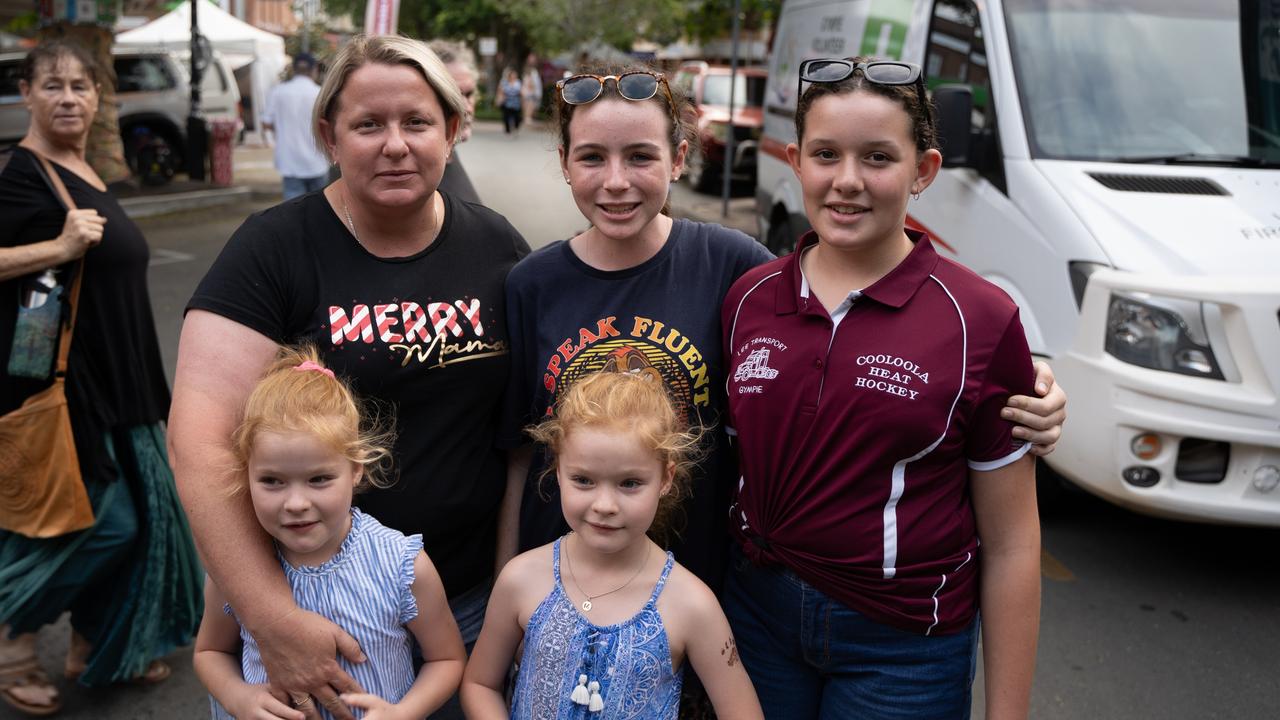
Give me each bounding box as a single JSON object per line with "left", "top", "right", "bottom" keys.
{"left": 1088, "top": 173, "right": 1229, "bottom": 196}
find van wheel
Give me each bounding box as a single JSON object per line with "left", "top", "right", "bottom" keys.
{"left": 766, "top": 214, "right": 796, "bottom": 256}
{"left": 686, "top": 147, "right": 719, "bottom": 194}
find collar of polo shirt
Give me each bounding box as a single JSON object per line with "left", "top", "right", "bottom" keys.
{"left": 776, "top": 229, "right": 940, "bottom": 317}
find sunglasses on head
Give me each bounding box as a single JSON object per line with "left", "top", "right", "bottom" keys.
{"left": 797, "top": 58, "right": 927, "bottom": 106}
{"left": 557, "top": 71, "right": 674, "bottom": 108}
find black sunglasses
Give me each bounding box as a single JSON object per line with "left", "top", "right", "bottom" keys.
{"left": 797, "top": 58, "right": 927, "bottom": 107}
{"left": 557, "top": 71, "right": 674, "bottom": 108}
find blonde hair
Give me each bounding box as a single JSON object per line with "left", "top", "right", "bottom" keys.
{"left": 232, "top": 345, "right": 394, "bottom": 493}
{"left": 527, "top": 371, "right": 703, "bottom": 544}
{"left": 312, "top": 34, "right": 466, "bottom": 159}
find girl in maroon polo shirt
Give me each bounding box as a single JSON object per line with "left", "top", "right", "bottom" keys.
{"left": 721, "top": 58, "right": 1043, "bottom": 719}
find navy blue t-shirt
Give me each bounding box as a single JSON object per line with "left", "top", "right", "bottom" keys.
{"left": 500, "top": 218, "right": 773, "bottom": 587}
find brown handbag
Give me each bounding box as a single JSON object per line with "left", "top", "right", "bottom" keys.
{"left": 0, "top": 151, "right": 94, "bottom": 538}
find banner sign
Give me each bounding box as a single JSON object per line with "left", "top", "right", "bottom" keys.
{"left": 364, "top": 0, "right": 399, "bottom": 36}
{"left": 39, "top": 0, "right": 118, "bottom": 25}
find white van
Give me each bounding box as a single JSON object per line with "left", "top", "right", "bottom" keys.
{"left": 757, "top": 0, "right": 1280, "bottom": 525}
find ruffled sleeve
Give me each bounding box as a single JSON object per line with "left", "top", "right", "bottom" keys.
{"left": 398, "top": 533, "right": 425, "bottom": 625}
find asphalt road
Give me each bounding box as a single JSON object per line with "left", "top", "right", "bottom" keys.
{"left": 9, "top": 122, "right": 1278, "bottom": 720}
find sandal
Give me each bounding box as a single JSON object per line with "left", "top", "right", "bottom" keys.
{"left": 0, "top": 657, "right": 62, "bottom": 717}
{"left": 64, "top": 659, "right": 171, "bottom": 686}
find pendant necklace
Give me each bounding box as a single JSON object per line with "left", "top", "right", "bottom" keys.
{"left": 563, "top": 532, "right": 650, "bottom": 613}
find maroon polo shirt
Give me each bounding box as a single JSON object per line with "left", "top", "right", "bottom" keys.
{"left": 721, "top": 230, "right": 1034, "bottom": 636}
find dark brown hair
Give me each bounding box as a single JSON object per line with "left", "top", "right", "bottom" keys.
{"left": 794, "top": 55, "right": 938, "bottom": 154}
{"left": 21, "top": 40, "right": 99, "bottom": 86}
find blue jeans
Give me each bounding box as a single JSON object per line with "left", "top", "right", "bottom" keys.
{"left": 282, "top": 174, "right": 327, "bottom": 200}
{"left": 724, "top": 546, "right": 979, "bottom": 720}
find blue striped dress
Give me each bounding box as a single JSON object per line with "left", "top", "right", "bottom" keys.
{"left": 209, "top": 508, "right": 422, "bottom": 719}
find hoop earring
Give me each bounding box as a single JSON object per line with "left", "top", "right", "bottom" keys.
{"left": 911, "top": 191, "right": 921, "bottom": 201}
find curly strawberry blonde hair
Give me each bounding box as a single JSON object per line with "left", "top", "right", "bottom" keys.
{"left": 231, "top": 345, "right": 394, "bottom": 494}
{"left": 527, "top": 371, "right": 704, "bottom": 545}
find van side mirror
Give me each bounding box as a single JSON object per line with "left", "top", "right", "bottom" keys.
{"left": 933, "top": 85, "right": 973, "bottom": 168}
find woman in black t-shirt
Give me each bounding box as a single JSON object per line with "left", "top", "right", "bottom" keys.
{"left": 0, "top": 41, "right": 201, "bottom": 716}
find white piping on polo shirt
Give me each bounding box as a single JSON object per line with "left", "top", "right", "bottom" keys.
{"left": 926, "top": 551, "right": 974, "bottom": 636}
{"left": 726, "top": 271, "right": 782, "bottom": 536}
{"left": 882, "top": 274, "right": 968, "bottom": 580}
{"left": 724, "top": 270, "right": 783, "bottom": 442}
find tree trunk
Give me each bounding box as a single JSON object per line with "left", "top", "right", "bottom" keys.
{"left": 37, "top": 22, "right": 132, "bottom": 185}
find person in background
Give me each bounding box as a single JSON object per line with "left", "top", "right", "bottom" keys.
{"left": 499, "top": 69, "right": 523, "bottom": 137}
{"left": 0, "top": 40, "right": 201, "bottom": 717}
{"left": 262, "top": 53, "right": 329, "bottom": 200}
{"left": 428, "top": 39, "right": 483, "bottom": 205}
{"left": 521, "top": 56, "right": 542, "bottom": 127}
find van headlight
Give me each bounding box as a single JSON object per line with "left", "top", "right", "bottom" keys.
{"left": 1105, "top": 292, "right": 1225, "bottom": 379}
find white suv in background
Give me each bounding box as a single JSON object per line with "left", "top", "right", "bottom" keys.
{"left": 0, "top": 47, "right": 239, "bottom": 183}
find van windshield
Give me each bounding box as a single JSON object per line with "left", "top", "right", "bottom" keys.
{"left": 1004, "top": 0, "right": 1280, "bottom": 166}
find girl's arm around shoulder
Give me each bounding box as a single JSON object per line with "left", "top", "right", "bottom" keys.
{"left": 193, "top": 578, "right": 307, "bottom": 720}
{"left": 343, "top": 552, "right": 465, "bottom": 720}
{"left": 461, "top": 545, "right": 555, "bottom": 720}
{"left": 972, "top": 454, "right": 1040, "bottom": 720}
{"left": 660, "top": 565, "right": 765, "bottom": 720}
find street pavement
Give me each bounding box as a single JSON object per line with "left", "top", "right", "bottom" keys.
{"left": 7, "top": 121, "right": 1279, "bottom": 720}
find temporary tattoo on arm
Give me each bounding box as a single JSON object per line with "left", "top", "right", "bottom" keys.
{"left": 721, "top": 637, "right": 739, "bottom": 667}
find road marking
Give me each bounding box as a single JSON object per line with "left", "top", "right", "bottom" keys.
{"left": 1042, "top": 548, "right": 1076, "bottom": 582}
{"left": 150, "top": 249, "right": 195, "bottom": 267}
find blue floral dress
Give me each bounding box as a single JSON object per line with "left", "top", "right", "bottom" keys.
{"left": 510, "top": 537, "right": 683, "bottom": 719}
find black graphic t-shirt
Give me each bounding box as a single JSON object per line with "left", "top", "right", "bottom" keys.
{"left": 188, "top": 191, "right": 530, "bottom": 596}
{"left": 500, "top": 218, "right": 773, "bottom": 587}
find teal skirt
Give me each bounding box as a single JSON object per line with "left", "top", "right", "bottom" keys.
{"left": 0, "top": 424, "right": 203, "bottom": 686}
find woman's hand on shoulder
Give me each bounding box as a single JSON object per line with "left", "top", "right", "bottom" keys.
{"left": 55, "top": 208, "right": 105, "bottom": 260}
{"left": 1004, "top": 360, "right": 1066, "bottom": 455}
{"left": 662, "top": 566, "right": 765, "bottom": 720}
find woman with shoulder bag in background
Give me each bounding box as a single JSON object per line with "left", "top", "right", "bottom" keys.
{"left": 0, "top": 40, "right": 202, "bottom": 717}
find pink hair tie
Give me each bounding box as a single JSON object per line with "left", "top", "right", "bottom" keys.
{"left": 293, "top": 360, "right": 336, "bottom": 379}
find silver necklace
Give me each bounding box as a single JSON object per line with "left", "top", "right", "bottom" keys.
{"left": 342, "top": 199, "right": 364, "bottom": 249}
{"left": 563, "top": 532, "right": 651, "bottom": 612}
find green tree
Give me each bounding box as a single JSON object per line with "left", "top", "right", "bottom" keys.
{"left": 319, "top": 0, "right": 686, "bottom": 55}
{"left": 686, "top": 0, "right": 780, "bottom": 43}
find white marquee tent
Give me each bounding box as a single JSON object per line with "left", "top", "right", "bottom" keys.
{"left": 117, "top": 0, "right": 288, "bottom": 136}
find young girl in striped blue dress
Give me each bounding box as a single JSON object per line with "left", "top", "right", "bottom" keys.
{"left": 461, "top": 372, "right": 764, "bottom": 719}
{"left": 193, "top": 346, "right": 466, "bottom": 720}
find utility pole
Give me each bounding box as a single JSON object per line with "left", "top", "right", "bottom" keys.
{"left": 721, "top": 0, "right": 741, "bottom": 218}
{"left": 188, "top": 0, "right": 207, "bottom": 180}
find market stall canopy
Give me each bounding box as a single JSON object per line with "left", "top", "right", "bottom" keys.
{"left": 117, "top": 0, "right": 287, "bottom": 133}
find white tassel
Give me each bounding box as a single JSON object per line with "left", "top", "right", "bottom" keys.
{"left": 588, "top": 680, "right": 603, "bottom": 712}
{"left": 570, "top": 674, "right": 590, "bottom": 705}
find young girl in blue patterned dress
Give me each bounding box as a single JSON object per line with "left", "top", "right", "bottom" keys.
{"left": 462, "top": 371, "right": 764, "bottom": 719}
{"left": 193, "top": 346, "right": 466, "bottom": 720}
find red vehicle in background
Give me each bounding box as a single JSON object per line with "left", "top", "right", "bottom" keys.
{"left": 674, "top": 62, "right": 768, "bottom": 193}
